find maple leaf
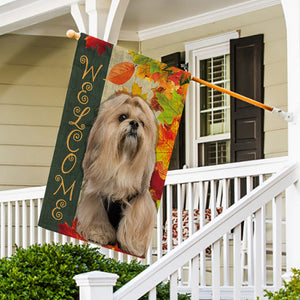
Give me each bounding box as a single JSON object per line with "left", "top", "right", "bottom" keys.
{"left": 150, "top": 95, "right": 163, "bottom": 111}
{"left": 156, "top": 91, "right": 184, "bottom": 124}
{"left": 58, "top": 219, "right": 87, "bottom": 241}
{"left": 85, "top": 36, "right": 112, "bottom": 56}
{"left": 180, "top": 71, "right": 192, "bottom": 85}
{"left": 106, "top": 62, "right": 135, "bottom": 85}
{"left": 135, "top": 63, "right": 151, "bottom": 81}
{"left": 168, "top": 70, "right": 185, "bottom": 85}
{"left": 155, "top": 119, "right": 180, "bottom": 169}
{"left": 131, "top": 82, "right": 147, "bottom": 100}
{"left": 150, "top": 161, "right": 168, "bottom": 201}
{"left": 129, "top": 50, "right": 153, "bottom": 65}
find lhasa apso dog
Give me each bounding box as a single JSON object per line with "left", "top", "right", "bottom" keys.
{"left": 75, "top": 93, "right": 157, "bottom": 257}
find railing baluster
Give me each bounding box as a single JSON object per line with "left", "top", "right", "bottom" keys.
{"left": 170, "top": 271, "right": 178, "bottom": 300}
{"left": 254, "top": 208, "right": 263, "bottom": 299}
{"left": 166, "top": 184, "right": 173, "bottom": 252}
{"left": 1, "top": 202, "right": 5, "bottom": 258}
{"left": 222, "top": 179, "right": 229, "bottom": 286}
{"left": 37, "top": 198, "right": 43, "bottom": 244}
{"left": 157, "top": 202, "right": 163, "bottom": 259}
{"left": 212, "top": 241, "right": 221, "bottom": 300}
{"left": 234, "top": 177, "right": 240, "bottom": 203}
{"left": 15, "top": 200, "right": 20, "bottom": 247}
{"left": 62, "top": 234, "right": 68, "bottom": 244}
{"left": 261, "top": 210, "right": 267, "bottom": 284}
{"left": 148, "top": 287, "right": 156, "bottom": 300}
{"left": 146, "top": 239, "right": 152, "bottom": 265}
{"left": 273, "top": 194, "right": 283, "bottom": 290}
{"left": 210, "top": 180, "right": 216, "bottom": 219}
{"left": 233, "top": 224, "right": 242, "bottom": 300}
{"left": 177, "top": 184, "right": 183, "bottom": 285}
{"left": 191, "top": 255, "right": 199, "bottom": 300}
{"left": 199, "top": 181, "right": 206, "bottom": 286}
{"left": 22, "top": 200, "right": 27, "bottom": 248}
{"left": 46, "top": 229, "right": 51, "bottom": 244}
{"left": 30, "top": 199, "right": 35, "bottom": 245}
{"left": 7, "top": 201, "right": 12, "bottom": 257}
{"left": 246, "top": 176, "right": 254, "bottom": 285}
{"left": 187, "top": 182, "right": 193, "bottom": 234}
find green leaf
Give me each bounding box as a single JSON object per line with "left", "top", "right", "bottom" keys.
{"left": 156, "top": 91, "right": 184, "bottom": 124}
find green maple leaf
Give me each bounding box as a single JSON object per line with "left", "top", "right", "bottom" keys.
{"left": 129, "top": 51, "right": 152, "bottom": 65}
{"left": 129, "top": 51, "right": 161, "bottom": 75}
{"left": 156, "top": 91, "right": 184, "bottom": 124}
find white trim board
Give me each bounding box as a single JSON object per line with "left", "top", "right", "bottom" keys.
{"left": 138, "top": 0, "right": 281, "bottom": 41}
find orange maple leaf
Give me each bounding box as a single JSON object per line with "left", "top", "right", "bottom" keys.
{"left": 106, "top": 62, "right": 135, "bottom": 85}
{"left": 156, "top": 118, "right": 180, "bottom": 169}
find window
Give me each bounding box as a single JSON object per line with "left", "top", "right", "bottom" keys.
{"left": 185, "top": 31, "right": 239, "bottom": 167}
{"left": 198, "top": 54, "right": 230, "bottom": 166}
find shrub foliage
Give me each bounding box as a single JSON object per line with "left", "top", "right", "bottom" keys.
{"left": 264, "top": 268, "right": 300, "bottom": 299}
{"left": 0, "top": 243, "right": 190, "bottom": 300}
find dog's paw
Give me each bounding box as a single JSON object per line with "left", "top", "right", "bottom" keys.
{"left": 87, "top": 229, "right": 117, "bottom": 246}
{"left": 118, "top": 241, "right": 146, "bottom": 258}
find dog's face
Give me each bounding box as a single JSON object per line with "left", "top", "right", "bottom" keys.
{"left": 98, "top": 93, "right": 157, "bottom": 161}
{"left": 83, "top": 93, "right": 157, "bottom": 194}
{"left": 106, "top": 95, "right": 155, "bottom": 160}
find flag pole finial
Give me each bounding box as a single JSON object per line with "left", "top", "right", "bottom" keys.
{"left": 66, "top": 30, "right": 80, "bottom": 40}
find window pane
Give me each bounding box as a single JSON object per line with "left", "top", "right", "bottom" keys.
{"left": 199, "top": 54, "right": 230, "bottom": 138}
{"left": 198, "top": 140, "right": 230, "bottom": 167}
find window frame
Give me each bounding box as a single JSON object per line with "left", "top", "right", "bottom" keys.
{"left": 185, "top": 31, "right": 239, "bottom": 167}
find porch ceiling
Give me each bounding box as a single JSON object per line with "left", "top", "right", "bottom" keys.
{"left": 0, "top": 0, "right": 280, "bottom": 41}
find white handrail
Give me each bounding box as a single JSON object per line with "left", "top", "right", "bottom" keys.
{"left": 165, "top": 156, "right": 288, "bottom": 184}
{"left": 0, "top": 186, "right": 45, "bottom": 202}
{"left": 114, "top": 162, "right": 298, "bottom": 300}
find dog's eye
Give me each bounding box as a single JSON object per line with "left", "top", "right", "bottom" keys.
{"left": 140, "top": 120, "right": 145, "bottom": 127}
{"left": 119, "top": 114, "right": 128, "bottom": 122}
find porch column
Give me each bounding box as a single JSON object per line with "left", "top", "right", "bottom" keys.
{"left": 281, "top": 0, "right": 300, "bottom": 272}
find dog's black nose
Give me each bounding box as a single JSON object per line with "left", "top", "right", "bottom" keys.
{"left": 130, "top": 120, "right": 139, "bottom": 129}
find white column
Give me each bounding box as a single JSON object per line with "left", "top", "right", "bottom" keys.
{"left": 74, "top": 271, "right": 119, "bottom": 300}
{"left": 281, "top": 0, "right": 300, "bottom": 272}
{"left": 85, "top": 0, "right": 111, "bottom": 39}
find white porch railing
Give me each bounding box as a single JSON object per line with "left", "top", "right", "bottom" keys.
{"left": 0, "top": 156, "right": 294, "bottom": 299}
{"left": 110, "top": 161, "right": 297, "bottom": 300}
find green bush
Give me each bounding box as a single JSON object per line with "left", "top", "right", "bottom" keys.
{"left": 0, "top": 243, "right": 190, "bottom": 300}
{"left": 264, "top": 268, "right": 300, "bottom": 299}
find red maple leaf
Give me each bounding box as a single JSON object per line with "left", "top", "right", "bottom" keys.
{"left": 168, "top": 70, "right": 184, "bottom": 85}
{"left": 85, "top": 36, "right": 112, "bottom": 56}
{"left": 58, "top": 219, "right": 87, "bottom": 241}
{"left": 150, "top": 161, "right": 168, "bottom": 201}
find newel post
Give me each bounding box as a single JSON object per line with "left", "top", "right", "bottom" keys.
{"left": 74, "top": 271, "right": 119, "bottom": 300}
{"left": 281, "top": 0, "right": 300, "bottom": 274}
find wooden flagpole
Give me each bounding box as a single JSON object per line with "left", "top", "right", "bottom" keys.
{"left": 66, "top": 29, "right": 293, "bottom": 122}
{"left": 191, "top": 76, "right": 292, "bottom": 122}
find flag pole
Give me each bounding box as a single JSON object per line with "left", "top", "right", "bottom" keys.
{"left": 191, "top": 76, "right": 293, "bottom": 122}
{"left": 66, "top": 29, "right": 80, "bottom": 40}
{"left": 66, "top": 29, "right": 293, "bottom": 122}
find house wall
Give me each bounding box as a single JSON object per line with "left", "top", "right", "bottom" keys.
{"left": 140, "top": 4, "right": 288, "bottom": 161}
{"left": 0, "top": 33, "right": 139, "bottom": 190}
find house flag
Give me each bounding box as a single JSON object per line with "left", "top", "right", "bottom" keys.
{"left": 38, "top": 33, "right": 191, "bottom": 257}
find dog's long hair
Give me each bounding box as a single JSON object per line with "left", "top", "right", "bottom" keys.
{"left": 75, "top": 93, "right": 157, "bottom": 257}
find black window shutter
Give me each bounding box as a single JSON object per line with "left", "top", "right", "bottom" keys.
{"left": 230, "top": 34, "right": 264, "bottom": 163}
{"left": 161, "top": 52, "right": 185, "bottom": 170}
